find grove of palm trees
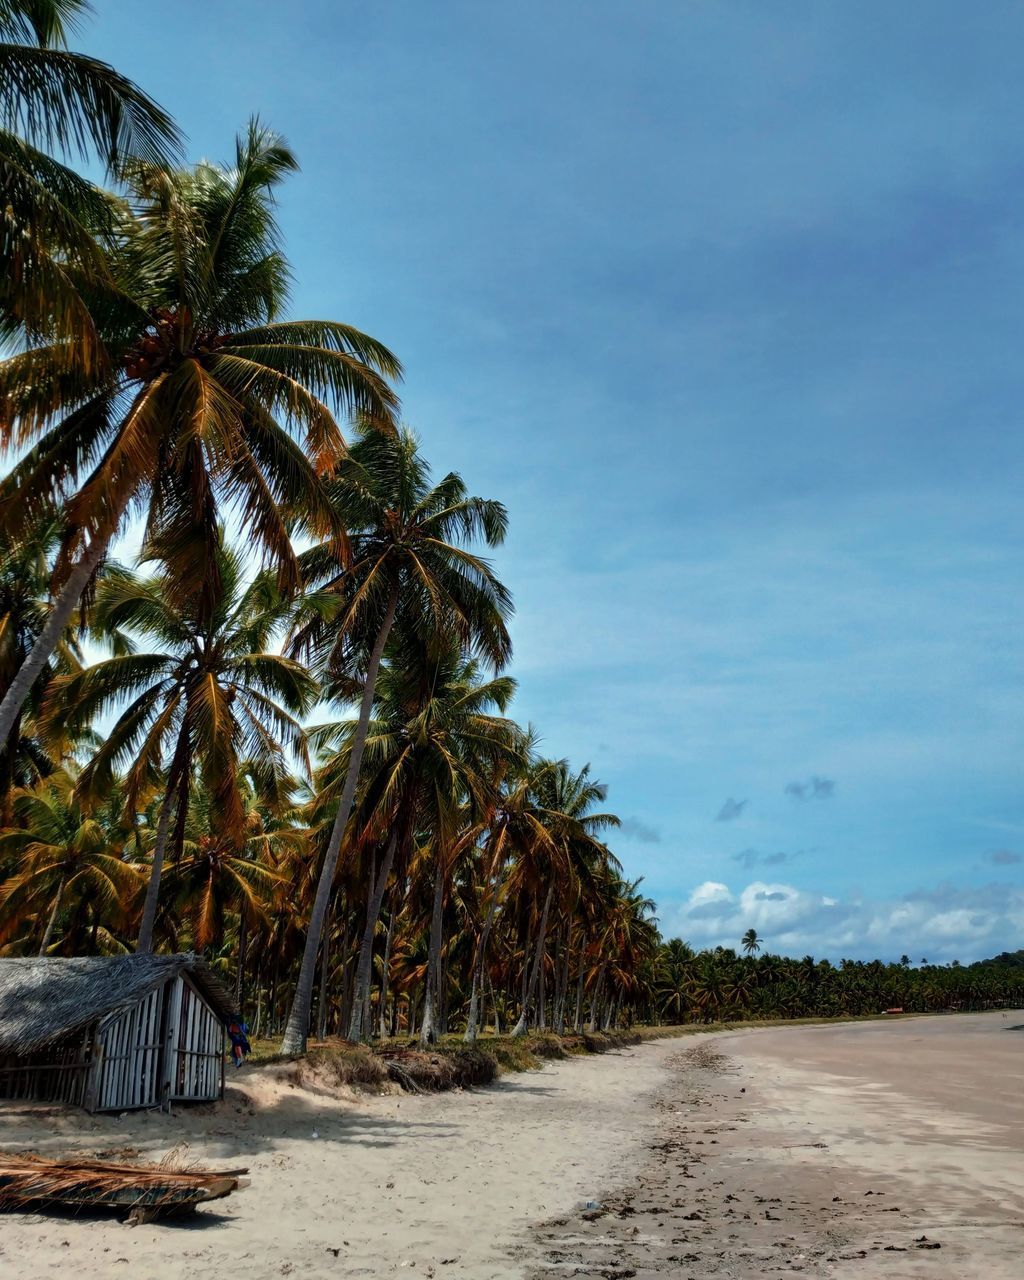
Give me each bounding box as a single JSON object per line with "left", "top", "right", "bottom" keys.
{"left": 2, "top": 0, "right": 1022, "bottom": 1069}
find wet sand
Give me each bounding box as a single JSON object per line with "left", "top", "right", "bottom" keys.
{"left": 0, "top": 1013, "right": 1020, "bottom": 1279}
{"left": 528, "top": 1011, "right": 1024, "bottom": 1277}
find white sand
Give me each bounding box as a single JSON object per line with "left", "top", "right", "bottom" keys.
{"left": 0, "top": 1039, "right": 682, "bottom": 1280}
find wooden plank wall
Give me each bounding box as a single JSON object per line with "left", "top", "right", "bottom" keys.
{"left": 171, "top": 979, "right": 224, "bottom": 1101}
{"left": 0, "top": 1030, "right": 93, "bottom": 1107}
{"left": 93, "top": 985, "right": 164, "bottom": 1111}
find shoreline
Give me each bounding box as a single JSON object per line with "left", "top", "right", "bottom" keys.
{"left": 528, "top": 1009, "right": 1024, "bottom": 1277}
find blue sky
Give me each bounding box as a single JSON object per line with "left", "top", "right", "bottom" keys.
{"left": 85, "top": 1, "right": 1024, "bottom": 961}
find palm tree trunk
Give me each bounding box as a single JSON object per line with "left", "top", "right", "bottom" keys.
{"left": 235, "top": 907, "right": 247, "bottom": 1007}
{"left": 254, "top": 976, "right": 264, "bottom": 1038}
{"left": 38, "top": 873, "right": 67, "bottom": 955}
{"left": 0, "top": 708, "right": 22, "bottom": 827}
{"left": 419, "top": 852, "right": 446, "bottom": 1045}
{"left": 0, "top": 533, "right": 109, "bottom": 750}
{"left": 316, "top": 897, "right": 333, "bottom": 1040}
{"left": 350, "top": 827, "right": 399, "bottom": 1040}
{"left": 136, "top": 774, "right": 178, "bottom": 953}
{"left": 489, "top": 974, "right": 501, "bottom": 1034}
{"left": 463, "top": 864, "right": 506, "bottom": 1043}
{"left": 378, "top": 907, "right": 395, "bottom": 1040}
{"left": 464, "top": 965, "right": 481, "bottom": 1043}
{"left": 588, "top": 964, "right": 606, "bottom": 1032}
{"left": 511, "top": 883, "right": 554, "bottom": 1037}
{"left": 281, "top": 582, "right": 399, "bottom": 1055}
{"left": 554, "top": 936, "right": 570, "bottom": 1034}
{"left": 573, "top": 964, "right": 585, "bottom": 1031}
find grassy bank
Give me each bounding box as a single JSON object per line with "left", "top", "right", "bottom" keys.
{"left": 248, "top": 1019, "right": 781, "bottom": 1095}
{"left": 249, "top": 1011, "right": 951, "bottom": 1098}
{"left": 252, "top": 1027, "right": 663, "bottom": 1094}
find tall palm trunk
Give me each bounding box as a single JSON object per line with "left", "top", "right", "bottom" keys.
{"left": 38, "top": 873, "right": 67, "bottom": 955}
{"left": 0, "top": 533, "right": 109, "bottom": 750}
{"left": 316, "top": 897, "right": 333, "bottom": 1040}
{"left": 350, "top": 827, "right": 399, "bottom": 1040}
{"left": 463, "top": 857, "right": 507, "bottom": 1043}
{"left": 136, "top": 773, "right": 179, "bottom": 953}
{"left": 587, "top": 962, "right": 607, "bottom": 1033}
{"left": 573, "top": 963, "right": 585, "bottom": 1031}
{"left": 281, "top": 583, "right": 399, "bottom": 1055}
{"left": 378, "top": 907, "right": 395, "bottom": 1039}
{"left": 510, "top": 883, "right": 554, "bottom": 1037}
{"left": 235, "top": 907, "right": 247, "bottom": 1006}
{"left": 489, "top": 974, "right": 501, "bottom": 1035}
{"left": 0, "top": 708, "right": 22, "bottom": 827}
{"left": 554, "top": 937, "right": 570, "bottom": 1034}
{"left": 419, "top": 852, "right": 446, "bottom": 1045}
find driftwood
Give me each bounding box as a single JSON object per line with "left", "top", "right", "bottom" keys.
{"left": 0, "top": 1154, "right": 249, "bottom": 1219}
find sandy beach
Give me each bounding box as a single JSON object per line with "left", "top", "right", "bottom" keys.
{"left": 1, "top": 1013, "right": 1021, "bottom": 1279}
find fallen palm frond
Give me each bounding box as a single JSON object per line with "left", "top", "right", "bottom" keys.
{"left": 0, "top": 1154, "right": 248, "bottom": 1218}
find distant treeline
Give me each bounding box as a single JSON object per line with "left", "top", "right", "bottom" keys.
{"left": 648, "top": 939, "right": 1024, "bottom": 1024}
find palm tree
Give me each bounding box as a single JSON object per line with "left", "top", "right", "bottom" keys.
{"left": 657, "top": 938, "right": 695, "bottom": 1022}
{"left": 47, "top": 535, "right": 317, "bottom": 952}
{"left": 741, "top": 927, "right": 762, "bottom": 956}
{"left": 164, "top": 803, "right": 287, "bottom": 955}
{"left": 1, "top": 0, "right": 180, "bottom": 362}
{"left": 506, "top": 759, "right": 618, "bottom": 1036}
{"left": 0, "top": 120, "right": 401, "bottom": 757}
{"left": 461, "top": 740, "right": 548, "bottom": 1042}
{"left": 0, "top": 767, "right": 140, "bottom": 953}
{"left": 281, "top": 425, "right": 512, "bottom": 1054}
{"left": 307, "top": 639, "right": 520, "bottom": 1044}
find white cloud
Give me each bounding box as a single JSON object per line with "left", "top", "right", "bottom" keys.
{"left": 688, "top": 881, "right": 734, "bottom": 907}
{"left": 662, "top": 879, "right": 1024, "bottom": 964}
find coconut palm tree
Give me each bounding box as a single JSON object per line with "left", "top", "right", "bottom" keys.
{"left": 0, "top": 120, "right": 401, "bottom": 758}
{"left": 741, "top": 927, "right": 762, "bottom": 956}
{"left": 281, "top": 425, "right": 512, "bottom": 1053}
{"left": 1, "top": 0, "right": 180, "bottom": 363}
{"left": 46, "top": 535, "right": 317, "bottom": 952}
{"left": 0, "top": 767, "right": 140, "bottom": 952}
{"left": 306, "top": 638, "right": 521, "bottom": 1044}
{"left": 164, "top": 807, "right": 288, "bottom": 955}
{"left": 506, "top": 759, "right": 619, "bottom": 1036}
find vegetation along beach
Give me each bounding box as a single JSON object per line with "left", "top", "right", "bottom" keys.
{"left": 1, "top": 3, "right": 1022, "bottom": 1278}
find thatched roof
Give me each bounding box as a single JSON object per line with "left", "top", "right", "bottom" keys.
{"left": 0, "top": 954, "right": 235, "bottom": 1057}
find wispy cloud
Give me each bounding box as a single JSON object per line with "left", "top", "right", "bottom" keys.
{"left": 988, "top": 849, "right": 1022, "bottom": 866}
{"left": 731, "top": 848, "right": 807, "bottom": 870}
{"left": 715, "top": 797, "right": 748, "bottom": 822}
{"left": 785, "top": 776, "right": 836, "bottom": 801}
{"left": 619, "top": 816, "right": 662, "bottom": 845}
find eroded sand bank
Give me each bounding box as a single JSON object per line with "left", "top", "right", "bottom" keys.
{"left": 1, "top": 1013, "right": 1020, "bottom": 1280}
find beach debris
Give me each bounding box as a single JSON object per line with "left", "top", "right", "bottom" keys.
{"left": 0, "top": 1154, "right": 248, "bottom": 1221}
{"left": 914, "top": 1236, "right": 942, "bottom": 1249}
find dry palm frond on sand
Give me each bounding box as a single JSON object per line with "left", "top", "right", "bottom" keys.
{"left": 0, "top": 1153, "right": 249, "bottom": 1220}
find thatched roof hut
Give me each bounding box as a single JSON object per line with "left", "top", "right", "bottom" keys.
{"left": 0, "top": 954, "right": 235, "bottom": 1112}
